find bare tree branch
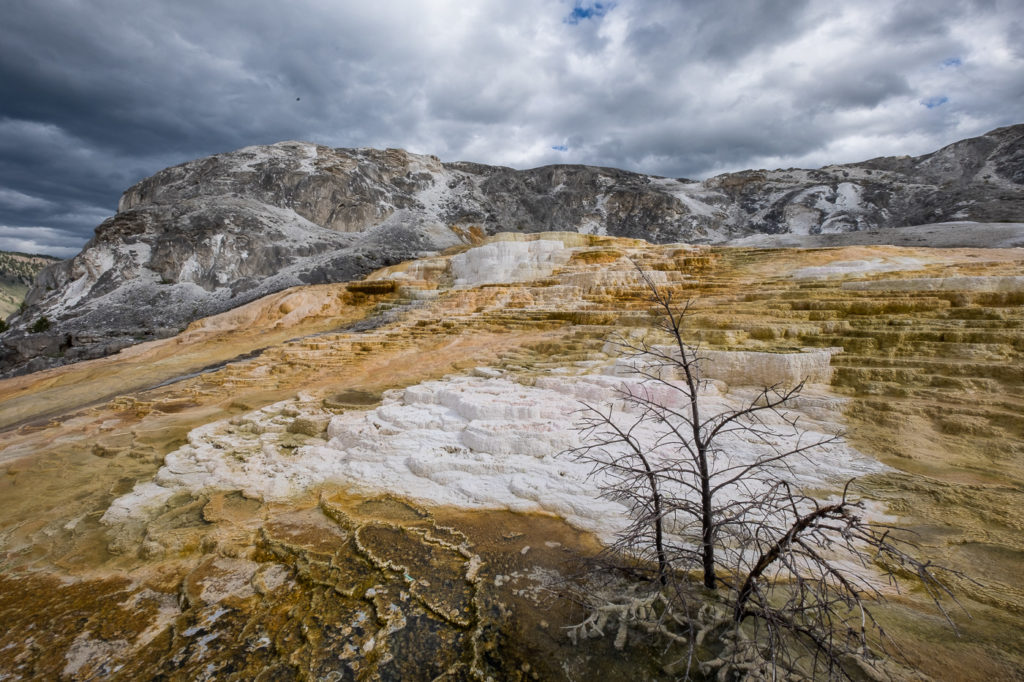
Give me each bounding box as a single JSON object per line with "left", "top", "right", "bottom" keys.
{"left": 560, "top": 260, "right": 965, "bottom": 680}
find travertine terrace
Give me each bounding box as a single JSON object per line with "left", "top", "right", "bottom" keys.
{"left": 1, "top": 233, "right": 1023, "bottom": 679}
{"left": 6, "top": 125, "right": 1022, "bottom": 375}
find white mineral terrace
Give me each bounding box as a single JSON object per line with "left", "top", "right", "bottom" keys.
{"left": 448, "top": 239, "right": 574, "bottom": 287}
{"left": 102, "top": 352, "right": 883, "bottom": 544}
{"left": 843, "top": 275, "right": 1024, "bottom": 292}
{"left": 790, "top": 257, "right": 928, "bottom": 279}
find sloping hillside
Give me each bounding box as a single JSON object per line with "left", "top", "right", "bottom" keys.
{"left": 0, "top": 251, "right": 60, "bottom": 321}
{"left": 2, "top": 125, "right": 1021, "bottom": 375}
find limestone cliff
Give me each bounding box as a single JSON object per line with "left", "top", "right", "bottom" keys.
{"left": 2, "top": 124, "right": 1022, "bottom": 374}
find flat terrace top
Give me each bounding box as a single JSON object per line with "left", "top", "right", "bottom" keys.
{"left": 726, "top": 221, "right": 1024, "bottom": 249}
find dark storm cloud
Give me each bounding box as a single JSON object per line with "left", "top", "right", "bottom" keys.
{"left": 624, "top": 0, "right": 815, "bottom": 65}
{"left": 877, "top": 0, "right": 954, "bottom": 42}
{"left": 0, "top": 0, "right": 1021, "bottom": 257}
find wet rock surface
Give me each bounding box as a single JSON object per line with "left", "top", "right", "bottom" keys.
{"left": 0, "top": 493, "right": 621, "bottom": 681}
{"left": 4, "top": 125, "right": 1023, "bottom": 374}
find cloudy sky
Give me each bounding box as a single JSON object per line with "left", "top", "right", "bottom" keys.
{"left": 1, "top": 0, "right": 1022, "bottom": 257}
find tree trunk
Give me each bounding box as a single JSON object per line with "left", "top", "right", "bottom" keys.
{"left": 699, "top": 445, "right": 716, "bottom": 590}
{"left": 638, "top": 451, "right": 667, "bottom": 584}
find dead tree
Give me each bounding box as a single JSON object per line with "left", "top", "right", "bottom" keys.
{"left": 565, "top": 263, "right": 963, "bottom": 679}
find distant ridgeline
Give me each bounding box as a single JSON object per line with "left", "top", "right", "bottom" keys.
{"left": 0, "top": 123, "right": 1022, "bottom": 375}
{"left": 0, "top": 251, "right": 61, "bottom": 322}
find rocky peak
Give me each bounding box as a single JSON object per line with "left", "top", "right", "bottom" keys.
{"left": 118, "top": 142, "right": 446, "bottom": 233}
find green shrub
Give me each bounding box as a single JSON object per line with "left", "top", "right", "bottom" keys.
{"left": 29, "top": 316, "right": 51, "bottom": 333}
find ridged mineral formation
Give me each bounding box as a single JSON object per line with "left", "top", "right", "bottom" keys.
{"left": 2, "top": 232, "right": 1023, "bottom": 678}
{"left": 3, "top": 125, "right": 1022, "bottom": 374}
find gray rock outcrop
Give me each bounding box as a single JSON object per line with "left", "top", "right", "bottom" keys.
{"left": 2, "top": 124, "right": 1022, "bottom": 375}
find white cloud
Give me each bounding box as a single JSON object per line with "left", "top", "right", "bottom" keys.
{"left": 0, "top": 226, "right": 80, "bottom": 258}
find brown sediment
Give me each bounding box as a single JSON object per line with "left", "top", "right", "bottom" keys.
{"left": 0, "top": 486, "right": 633, "bottom": 680}
{"left": 2, "top": 233, "right": 1023, "bottom": 678}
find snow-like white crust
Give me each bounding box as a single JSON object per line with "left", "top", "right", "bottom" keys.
{"left": 102, "top": 357, "right": 883, "bottom": 544}
{"left": 449, "top": 239, "right": 574, "bottom": 287}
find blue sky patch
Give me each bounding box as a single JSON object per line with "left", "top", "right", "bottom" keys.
{"left": 922, "top": 95, "right": 949, "bottom": 109}
{"left": 942, "top": 57, "right": 962, "bottom": 67}
{"left": 552, "top": 145, "right": 569, "bottom": 151}
{"left": 565, "top": 2, "right": 612, "bottom": 25}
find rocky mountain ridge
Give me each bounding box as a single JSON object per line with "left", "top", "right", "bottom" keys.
{"left": 2, "top": 123, "right": 1022, "bottom": 374}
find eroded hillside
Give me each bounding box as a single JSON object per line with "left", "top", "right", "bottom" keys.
{"left": 3, "top": 125, "right": 1021, "bottom": 375}
{"left": 1, "top": 233, "right": 1022, "bottom": 679}
{"left": 0, "top": 250, "right": 59, "bottom": 320}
